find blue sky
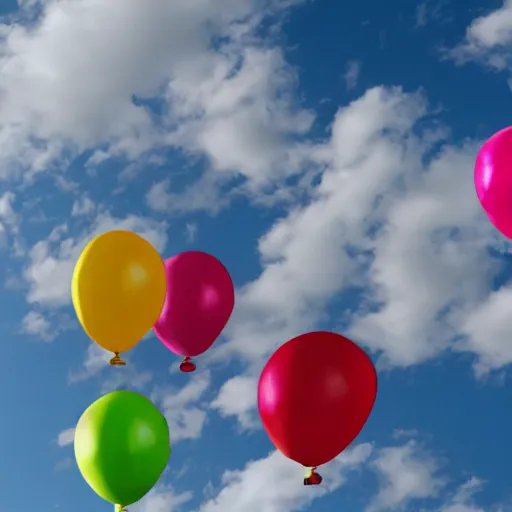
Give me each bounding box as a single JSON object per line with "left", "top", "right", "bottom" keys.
{"left": 1, "top": 0, "right": 512, "bottom": 511}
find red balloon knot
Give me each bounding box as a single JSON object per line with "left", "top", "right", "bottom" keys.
{"left": 304, "top": 467, "right": 322, "bottom": 486}
{"left": 180, "top": 357, "right": 196, "bottom": 373}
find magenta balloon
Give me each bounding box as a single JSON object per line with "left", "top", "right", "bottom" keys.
{"left": 475, "top": 126, "right": 512, "bottom": 238}
{"left": 154, "top": 251, "right": 235, "bottom": 357}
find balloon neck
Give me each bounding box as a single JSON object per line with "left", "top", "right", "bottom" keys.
{"left": 110, "top": 353, "right": 126, "bottom": 366}
{"left": 304, "top": 467, "right": 322, "bottom": 486}
{"left": 115, "top": 506, "right": 128, "bottom": 512}
{"left": 180, "top": 357, "right": 196, "bottom": 373}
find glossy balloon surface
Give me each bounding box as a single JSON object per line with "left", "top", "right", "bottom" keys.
{"left": 74, "top": 390, "right": 170, "bottom": 506}
{"left": 475, "top": 127, "right": 512, "bottom": 238}
{"left": 258, "top": 331, "right": 377, "bottom": 467}
{"left": 72, "top": 230, "right": 166, "bottom": 353}
{"left": 154, "top": 251, "right": 234, "bottom": 357}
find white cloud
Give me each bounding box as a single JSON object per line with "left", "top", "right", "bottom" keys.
{"left": 0, "top": 191, "right": 23, "bottom": 255}
{"left": 71, "top": 196, "right": 95, "bottom": 216}
{"left": 144, "top": 39, "right": 316, "bottom": 213}
{"left": 23, "top": 210, "right": 168, "bottom": 308}
{"left": 131, "top": 436, "right": 502, "bottom": 512}
{"left": 415, "top": 0, "right": 446, "bottom": 28}
{"left": 131, "top": 486, "right": 193, "bottom": 512}
{"left": 21, "top": 310, "right": 54, "bottom": 341}
{"left": 0, "top": 0, "right": 316, "bottom": 221}
{"left": 54, "top": 457, "right": 72, "bottom": 472}
{"left": 68, "top": 343, "right": 111, "bottom": 383}
{"left": 215, "top": 87, "right": 430, "bottom": 366}
{"left": 128, "top": 434, "right": 507, "bottom": 512}
{"left": 99, "top": 366, "right": 153, "bottom": 395}
{"left": 57, "top": 427, "right": 75, "bottom": 447}
{"left": 196, "top": 443, "right": 372, "bottom": 512}
{"left": 147, "top": 180, "right": 174, "bottom": 213}
{"left": 344, "top": 60, "right": 361, "bottom": 90}
{"left": 21, "top": 309, "right": 74, "bottom": 341}
{"left": 67, "top": 340, "right": 154, "bottom": 386}
{"left": 146, "top": 173, "right": 231, "bottom": 215}
{"left": 439, "top": 478, "right": 486, "bottom": 512}
{"left": 367, "top": 440, "right": 445, "bottom": 512}
{"left": 185, "top": 222, "right": 197, "bottom": 243}
{"left": 164, "top": 46, "right": 314, "bottom": 189}
{"left": 152, "top": 370, "right": 211, "bottom": 443}
{"left": 211, "top": 375, "right": 259, "bottom": 429}
{"left": 458, "top": 285, "right": 512, "bottom": 376}
{"left": 0, "top": 192, "right": 17, "bottom": 226}
{"left": 0, "top": 0, "right": 221, "bottom": 150}
{"left": 448, "top": 0, "right": 512, "bottom": 69}
{"left": 0, "top": 0, "right": 310, "bottom": 188}
{"left": 348, "top": 142, "right": 494, "bottom": 368}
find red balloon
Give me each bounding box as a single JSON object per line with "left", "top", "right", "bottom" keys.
{"left": 258, "top": 331, "right": 377, "bottom": 469}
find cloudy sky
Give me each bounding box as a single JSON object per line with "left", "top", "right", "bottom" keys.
{"left": 2, "top": 0, "right": 512, "bottom": 510}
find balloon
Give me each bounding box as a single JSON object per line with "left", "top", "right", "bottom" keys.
{"left": 475, "top": 126, "right": 512, "bottom": 238}
{"left": 72, "top": 230, "right": 166, "bottom": 365}
{"left": 257, "top": 331, "right": 377, "bottom": 485}
{"left": 154, "top": 251, "right": 234, "bottom": 372}
{"left": 74, "top": 390, "right": 170, "bottom": 508}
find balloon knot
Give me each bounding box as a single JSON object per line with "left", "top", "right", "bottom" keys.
{"left": 304, "top": 467, "right": 322, "bottom": 486}
{"left": 115, "top": 506, "right": 128, "bottom": 512}
{"left": 110, "top": 353, "right": 126, "bottom": 366}
{"left": 180, "top": 357, "right": 196, "bottom": 373}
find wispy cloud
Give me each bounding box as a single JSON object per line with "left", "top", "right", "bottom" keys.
{"left": 344, "top": 60, "right": 361, "bottom": 90}
{"left": 415, "top": 0, "right": 447, "bottom": 28}
{"left": 56, "top": 428, "right": 75, "bottom": 447}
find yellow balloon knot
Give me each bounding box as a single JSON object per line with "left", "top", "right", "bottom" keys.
{"left": 110, "top": 353, "right": 126, "bottom": 366}
{"left": 115, "top": 505, "right": 128, "bottom": 512}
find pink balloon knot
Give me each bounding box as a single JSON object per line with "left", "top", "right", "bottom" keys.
{"left": 180, "top": 357, "right": 196, "bottom": 373}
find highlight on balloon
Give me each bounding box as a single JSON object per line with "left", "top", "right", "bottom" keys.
{"left": 71, "top": 230, "right": 235, "bottom": 372}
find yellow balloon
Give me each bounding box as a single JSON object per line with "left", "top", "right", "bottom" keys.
{"left": 72, "top": 230, "right": 166, "bottom": 365}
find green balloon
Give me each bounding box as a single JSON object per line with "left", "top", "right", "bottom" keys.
{"left": 74, "top": 390, "right": 170, "bottom": 507}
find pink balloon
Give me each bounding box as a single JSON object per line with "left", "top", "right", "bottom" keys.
{"left": 475, "top": 126, "right": 512, "bottom": 238}
{"left": 154, "top": 251, "right": 234, "bottom": 371}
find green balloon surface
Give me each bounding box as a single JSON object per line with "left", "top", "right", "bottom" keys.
{"left": 74, "top": 390, "right": 170, "bottom": 506}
